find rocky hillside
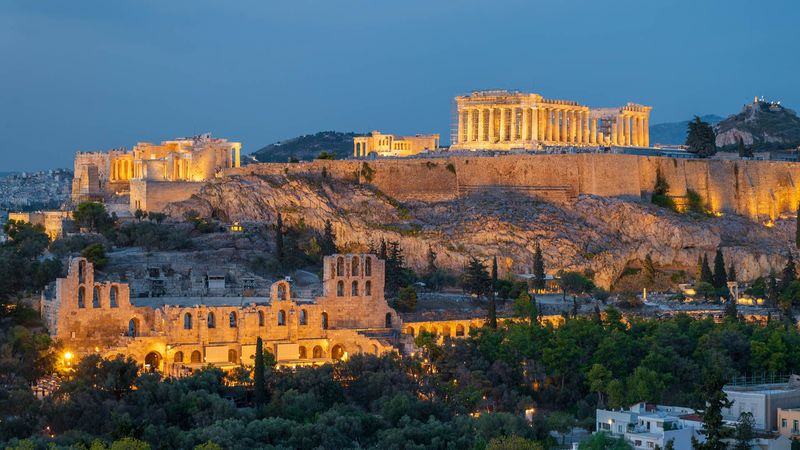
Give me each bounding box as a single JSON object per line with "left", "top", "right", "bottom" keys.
{"left": 163, "top": 173, "right": 792, "bottom": 290}
{"left": 252, "top": 131, "right": 362, "bottom": 162}
{"left": 715, "top": 99, "right": 800, "bottom": 150}
{"left": 649, "top": 115, "right": 723, "bottom": 146}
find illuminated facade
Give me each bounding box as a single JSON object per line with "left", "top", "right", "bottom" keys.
{"left": 451, "top": 90, "right": 651, "bottom": 151}
{"left": 353, "top": 131, "right": 439, "bottom": 158}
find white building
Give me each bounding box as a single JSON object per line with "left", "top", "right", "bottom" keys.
{"left": 723, "top": 377, "right": 800, "bottom": 431}
{"left": 596, "top": 403, "right": 702, "bottom": 450}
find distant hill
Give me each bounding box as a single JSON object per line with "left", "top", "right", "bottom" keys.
{"left": 649, "top": 115, "right": 724, "bottom": 146}
{"left": 714, "top": 99, "right": 800, "bottom": 151}
{"left": 251, "top": 131, "right": 362, "bottom": 162}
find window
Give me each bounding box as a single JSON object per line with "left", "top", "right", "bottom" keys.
{"left": 312, "top": 346, "right": 323, "bottom": 359}
{"left": 191, "top": 350, "right": 202, "bottom": 363}
{"left": 93, "top": 287, "right": 100, "bottom": 308}
{"left": 78, "top": 286, "right": 85, "bottom": 308}
{"left": 321, "top": 312, "right": 329, "bottom": 330}
{"left": 228, "top": 349, "right": 238, "bottom": 363}
{"left": 258, "top": 311, "right": 265, "bottom": 326}
{"left": 782, "top": 419, "right": 787, "bottom": 428}
{"left": 405, "top": 326, "right": 415, "bottom": 336}
{"left": 365, "top": 280, "right": 371, "bottom": 296}
{"left": 299, "top": 346, "right": 307, "bottom": 359}
{"left": 336, "top": 281, "right": 344, "bottom": 296}
{"left": 207, "top": 312, "right": 216, "bottom": 328}
{"left": 278, "top": 310, "right": 286, "bottom": 326}
{"left": 299, "top": 309, "right": 307, "bottom": 325}
{"left": 78, "top": 260, "right": 85, "bottom": 283}
{"left": 184, "top": 313, "right": 193, "bottom": 330}
{"left": 128, "top": 318, "right": 138, "bottom": 337}
{"left": 351, "top": 257, "right": 359, "bottom": 276}
{"left": 336, "top": 257, "right": 344, "bottom": 276}
{"left": 365, "top": 257, "right": 372, "bottom": 276}
{"left": 456, "top": 324, "right": 465, "bottom": 337}
{"left": 793, "top": 419, "right": 798, "bottom": 432}
{"left": 110, "top": 286, "right": 118, "bottom": 308}
{"left": 174, "top": 351, "right": 184, "bottom": 363}
{"left": 229, "top": 311, "right": 237, "bottom": 328}
{"left": 277, "top": 283, "right": 287, "bottom": 301}
{"left": 351, "top": 280, "right": 358, "bottom": 296}
{"left": 385, "top": 312, "right": 392, "bottom": 328}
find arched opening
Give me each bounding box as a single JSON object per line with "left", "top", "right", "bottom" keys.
{"left": 321, "top": 312, "right": 329, "bottom": 330}
{"left": 78, "top": 260, "right": 85, "bottom": 283}
{"left": 299, "top": 346, "right": 307, "bottom": 359}
{"left": 418, "top": 325, "right": 427, "bottom": 334}
{"left": 174, "top": 351, "right": 184, "bottom": 363}
{"left": 128, "top": 318, "right": 139, "bottom": 337}
{"left": 312, "top": 346, "right": 323, "bottom": 359}
{"left": 442, "top": 326, "right": 451, "bottom": 337}
{"left": 356, "top": 345, "right": 363, "bottom": 354}
{"left": 336, "top": 257, "right": 344, "bottom": 276}
{"left": 365, "top": 280, "right": 371, "bottom": 296}
{"left": 351, "top": 257, "right": 359, "bottom": 276}
{"left": 207, "top": 312, "right": 216, "bottom": 328}
{"left": 144, "top": 352, "right": 161, "bottom": 373}
{"left": 331, "top": 345, "right": 345, "bottom": 361}
{"left": 385, "top": 312, "right": 392, "bottom": 328}
{"left": 229, "top": 311, "right": 237, "bottom": 328}
{"left": 277, "top": 283, "right": 287, "bottom": 301}
{"left": 92, "top": 286, "right": 100, "bottom": 308}
{"left": 430, "top": 327, "right": 438, "bottom": 336}
{"left": 78, "top": 286, "right": 85, "bottom": 308}
{"left": 456, "top": 324, "right": 465, "bottom": 337}
{"left": 110, "top": 286, "right": 118, "bottom": 308}
{"left": 469, "top": 324, "right": 477, "bottom": 334}
{"left": 299, "top": 309, "right": 307, "bottom": 325}
{"left": 336, "top": 281, "right": 344, "bottom": 296}
{"left": 190, "top": 350, "right": 202, "bottom": 363}
{"left": 258, "top": 311, "right": 265, "bottom": 327}
{"left": 278, "top": 310, "right": 286, "bottom": 326}
{"left": 351, "top": 280, "right": 358, "bottom": 296}
{"left": 183, "top": 312, "right": 193, "bottom": 330}
{"left": 372, "top": 344, "right": 379, "bottom": 355}
{"left": 228, "top": 349, "right": 238, "bottom": 363}
{"left": 365, "top": 257, "right": 372, "bottom": 276}
{"left": 405, "top": 326, "right": 415, "bottom": 336}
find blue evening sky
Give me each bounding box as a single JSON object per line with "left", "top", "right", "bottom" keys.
{"left": 1, "top": 0, "right": 798, "bottom": 171}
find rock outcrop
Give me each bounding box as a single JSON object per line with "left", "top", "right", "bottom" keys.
{"left": 164, "top": 173, "right": 794, "bottom": 289}
{"left": 715, "top": 98, "right": 800, "bottom": 150}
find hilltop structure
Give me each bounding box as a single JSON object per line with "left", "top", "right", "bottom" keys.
{"left": 353, "top": 131, "right": 439, "bottom": 158}
{"left": 71, "top": 133, "right": 241, "bottom": 212}
{"left": 451, "top": 90, "right": 651, "bottom": 151}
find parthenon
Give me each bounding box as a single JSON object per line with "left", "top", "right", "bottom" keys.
{"left": 450, "top": 90, "right": 651, "bottom": 151}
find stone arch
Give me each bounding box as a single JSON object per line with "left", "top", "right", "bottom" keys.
{"left": 174, "top": 351, "right": 184, "bottom": 363}
{"left": 365, "top": 280, "right": 371, "bottom": 296}
{"left": 110, "top": 286, "right": 118, "bottom": 308}
{"left": 144, "top": 351, "right": 161, "bottom": 373}
{"left": 430, "top": 326, "right": 438, "bottom": 336}
{"left": 312, "top": 345, "right": 324, "bottom": 359}
{"left": 258, "top": 311, "right": 265, "bottom": 327}
{"left": 190, "top": 350, "right": 202, "bottom": 363}
{"left": 356, "top": 345, "right": 363, "bottom": 354}
{"left": 418, "top": 325, "right": 427, "bottom": 334}
{"left": 278, "top": 310, "right": 286, "bottom": 326}
{"left": 351, "top": 256, "right": 360, "bottom": 276}
{"left": 321, "top": 312, "right": 329, "bottom": 330}
{"left": 207, "top": 312, "right": 216, "bottom": 328}
{"left": 272, "top": 280, "right": 290, "bottom": 301}
{"left": 385, "top": 312, "right": 392, "bottom": 328}
{"left": 351, "top": 280, "right": 358, "bottom": 296}
{"left": 365, "top": 257, "right": 372, "bottom": 276}
{"left": 331, "top": 344, "right": 345, "bottom": 361}
{"left": 336, "top": 257, "right": 344, "bottom": 276}
{"left": 336, "top": 281, "right": 344, "bottom": 296}
{"left": 128, "top": 318, "right": 139, "bottom": 337}
{"left": 405, "top": 326, "right": 415, "bottom": 336}
{"left": 78, "top": 286, "right": 85, "bottom": 308}
{"left": 469, "top": 323, "right": 477, "bottom": 333}
{"left": 299, "top": 309, "right": 308, "bottom": 325}
{"left": 456, "top": 324, "right": 465, "bottom": 337}
{"left": 442, "top": 325, "right": 451, "bottom": 337}
{"left": 92, "top": 286, "right": 101, "bottom": 308}
{"left": 299, "top": 346, "right": 307, "bottom": 359}
{"left": 78, "top": 260, "right": 86, "bottom": 284}
{"left": 228, "top": 349, "right": 238, "bottom": 363}
{"left": 229, "top": 311, "right": 237, "bottom": 328}
{"left": 372, "top": 344, "right": 379, "bottom": 355}
{"left": 184, "top": 312, "right": 193, "bottom": 330}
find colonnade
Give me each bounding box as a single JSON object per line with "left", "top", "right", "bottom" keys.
{"left": 111, "top": 159, "right": 134, "bottom": 181}
{"left": 456, "top": 105, "right": 649, "bottom": 148}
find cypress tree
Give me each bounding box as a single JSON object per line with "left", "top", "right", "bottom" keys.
{"left": 712, "top": 248, "right": 727, "bottom": 289}
{"left": 643, "top": 253, "right": 656, "bottom": 285}
{"left": 320, "top": 219, "right": 337, "bottom": 256}
{"left": 696, "top": 255, "right": 704, "bottom": 283}
{"left": 781, "top": 252, "right": 797, "bottom": 293}
{"left": 768, "top": 269, "right": 779, "bottom": 307}
{"left": 275, "top": 213, "right": 284, "bottom": 264}
{"left": 488, "top": 256, "right": 498, "bottom": 329}
{"left": 532, "top": 241, "right": 546, "bottom": 290}
{"left": 701, "top": 254, "right": 714, "bottom": 284}
{"left": 254, "top": 337, "right": 265, "bottom": 406}
{"left": 378, "top": 238, "right": 387, "bottom": 260}
{"left": 425, "top": 245, "right": 437, "bottom": 275}
{"left": 728, "top": 264, "right": 737, "bottom": 282}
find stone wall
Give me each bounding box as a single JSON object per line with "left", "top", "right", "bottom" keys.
{"left": 227, "top": 154, "right": 800, "bottom": 220}
{"left": 130, "top": 180, "right": 204, "bottom": 213}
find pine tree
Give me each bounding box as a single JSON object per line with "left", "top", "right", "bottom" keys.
{"left": 378, "top": 238, "right": 387, "bottom": 260}
{"left": 489, "top": 256, "right": 498, "bottom": 329}
{"left": 737, "top": 137, "right": 746, "bottom": 158}
{"left": 696, "top": 255, "right": 704, "bottom": 283}
{"left": 367, "top": 241, "right": 377, "bottom": 255}
{"left": 686, "top": 116, "right": 717, "bottom": 158}
{"left": 728, "top": 264, "right": 737, "bottom": 282}
{"left": 768, "top": 269, "right": 779, "bottom": 307}
{"left": 532, "top": 241, "right": 546, "bottom": 291}
{"left": 275, "top": 213, "right": 284, "bottom": 264}
{"left": 692, "top": 369, "right": 732, "bottom": 450}
{"left": 712, "top": 248, "right": 727, "bottom": 289}
{"left": 463, "top": 257, "right": 490, "bottom": 298}
{"left": 254, "top": 337, "right": 265, "bottom": 406}
{"left": 385, "top": 241, "right": 405, "bottom": 293}
{"left": 701, "top": 254, "right": 714, "bottom": 284}
{"left": 781, "top": 252, "right": 797, "bottom": 293}
{"left": 426, "top": 245, "right": 437, "bottom": 275}
{"left": 320, "top": 220, "right": 337, "bottom": 256}
{"left": 643, "top": 253, "right": 656, "bottom": 285}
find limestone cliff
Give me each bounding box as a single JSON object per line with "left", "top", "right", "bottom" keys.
{"left": 163, "top": 173, "right": 792, "bottom": 290}
{"left": 715, "top": 99, "right": 800, "bottom": 150}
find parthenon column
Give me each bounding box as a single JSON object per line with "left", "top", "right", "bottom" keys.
{"left": 465, "top": 109, "right": 474, "bottom": 143}
{"left": 590, "top": 118, "right": 597, "bottom": 145}
{"left": 624, "top": 115, "right": 631, "bottom": 146}
{"left": 582, "top": 112, "right": 589, "bottom": 144}
{"left": 531, "top": 108, "right": 539, "bottom": 143}
{"left": 488, "top": 108, "right": 496, "bottom": 143}
{"left": 545, "top": 109, "right": 552, "bottom": 141}
{"left": 478, "top": 109, "right": 486, "bottom": 143}
{"left": 552, "top": 110, "right": 560, "bottom": 142}
{"left": 538, "top": 108, "right": 545, "bottom": 141}
{"left": 521, "top": 109, "right": 529, "bottom": 142}
{"left": 558, "top": 110, "right": 566, "bottom": 143}
{"left": 643, "top": 117, "right": 649, "bottom": 147}
{"left": 570, "top": 111, "right": 577, "bottom": 143}
{"left": 611, "top": 118, "right": 618, "bottom": 145}
{"left": 499, "top": 108, "right": 507, "bottom": 142}
{"left": 510, "top": 108, "right": 518, "bottom": 142}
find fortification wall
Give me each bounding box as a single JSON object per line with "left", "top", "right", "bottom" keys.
{"left": 130, "top": 180, "right": 204, "bottom": 213}
{"left": 227, "top": 154, "right": 800, "bottom": 220}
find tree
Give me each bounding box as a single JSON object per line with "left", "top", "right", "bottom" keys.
{"left": 488, "top": 256, "right": 498, "bottom": 329}
{"left": 700, "top": 254, "right": 714, "bottom": 285}
{"left": 686, "top": 116, "right": 717, "bottom": 158}
{"left": 426, "top": 245, "right": 437, "bottom": 275}
{"left": 254, "top": 337, "right": 266, "bottom": 406}
{"left": 692, "top": 368, "right": 732, "bottom": 450}
{"left": 487, "top": 435, "right": 543, "bottom": 450}
{"left": 782, "top": 252, "right": 797, "bottom": 293}
{"left": 733, "top": 412, "right": 755, "bottom": 450}
{"left": 320, "top": 220, "right": 337, "bottom": 256}
{"left": 724, "top": 296, "right": 739, "bottom": 322}
{"left": 463, "top": 257, "right": 490, "bottom": 298}
{"left": 796, "top": 205, "right": 800, "bottom": 249}
{"left": 275, "top": 213, "right": 285, "bottom": 264}
{"left": 579, "top": 432, "right": 632, "bottom": 450}
{"left": 81, "top": 243, "right": 108, "bottom": 269}
{"left": 395, "top": 286, "right": 417, "bottom": 312}
{"left": 73, "top": 202, "right": 114, "bottom": 233}
{"left": 737, "top": 137, "right": 753, "bottom": 159}
{"left": 712, "top": 249, "right": 727, "bottom": 289}
{"left": 587, "top": 363, "right": 612, "bottom": 408}
{"left": 385, "top": 241, "right": 409, "bottom": 293}
{"left": 532, "top": 241, "right": 546, "bottom": 291}
{"left": 768, "top": 269, "right": 779, "bottom": 307}
{"left": 134, "top": 209, "right": 147, "bottom": 221}
{"left": 651, "top": 167, "right": 677, "bottom": 211}
{"left": 643, "top": 253, "right": 656, "bottom": 285}
{"left": 695, "top": 282, "right": 716, "bottom": 301}
{"left": 728, "top": 264, "right": 737, "bottom": 282}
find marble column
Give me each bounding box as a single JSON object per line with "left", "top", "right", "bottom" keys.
{"left": 465, "top": 109, "right": 474, "bottom": 143}
{"left": 521, "top": 108, "right": 529, "bottom": 142}
{"left": 570, "top": 111, "right": 577, "bottom": 143}
{"left": 510, "top": 108, "right": 518, "bottom": 142}
{"left": 624, "top": 115, "right": 631, "bottom": 146}
{"left": 478, "top": 109, "right": 486, "bottom": 143}
{"left": 561, "top": 110, "right": 568, "bottom": 143}
{"left": 457, "top": 110, "right": 465, "bottom": 144}
{"left": 643, "top": 117, "right": 649, "bottom": 147}
{"left": 552, "top": 110, "right": 559, "bottom": 142}
{"left": 488, "top": 108, "right": 495, "bottom": 143}
{"left": 611, "top": 118, "right": 618, "bottom": 145}
{"left": 531, "top": 108, "right": 539, "bottom": 142}
{"left": 590, "top": 118, "right": 597, "bottom": 145}
{"left": 582, "top": 112, "right": 590, "bottom": 144}
{"left": 498, "top": 108, "right": 506, "bottom": 142}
